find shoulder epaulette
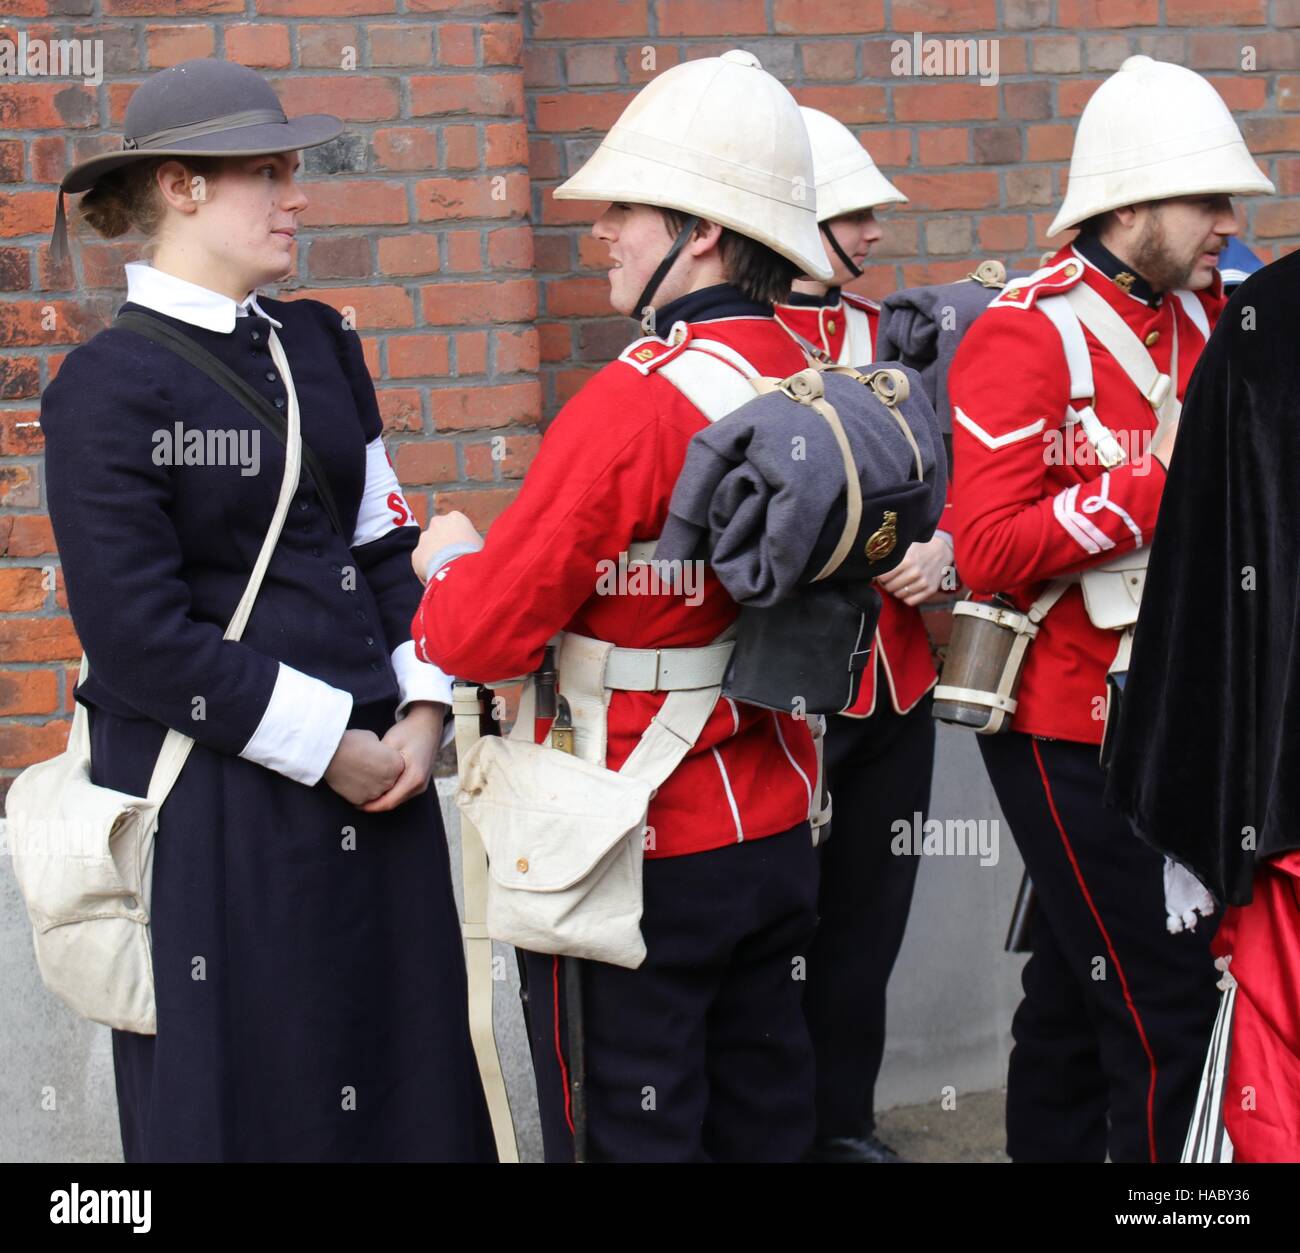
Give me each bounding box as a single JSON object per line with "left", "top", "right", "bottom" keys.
{"left": 617, "top": 322, "right": 693, "bottom": 376}
{"left": 989, "top": 256, "right": 1086, "bottom": 311}
{"left": 842, "top": 292, "right": 881, "bottom": 313}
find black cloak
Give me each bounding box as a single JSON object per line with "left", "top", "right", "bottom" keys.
{"left": 1106, "top": 250, "right": 1300, "bottom": 907}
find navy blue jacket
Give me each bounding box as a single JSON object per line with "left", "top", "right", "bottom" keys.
{"left": 41, "top": 291, "right": 440, "bottom": 782}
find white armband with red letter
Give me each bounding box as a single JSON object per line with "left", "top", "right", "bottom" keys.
{"left": 352, "top": 436, "right": 417, "bottom": 547}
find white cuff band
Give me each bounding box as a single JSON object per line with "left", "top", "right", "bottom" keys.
{"left": 392, "top": 639, "right": 454, "bottom": 713}
{"left": 239, "top": 663, "right": 354, "bottom": 786}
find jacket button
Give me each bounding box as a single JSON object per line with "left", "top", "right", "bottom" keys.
{"left": 265, "top": 370, "right": 277, "bottom": 382}
{"left": 364, "top": 635, "right": 375, "bottom": 646}
{"left": 298, "top": 500, "right": 309, "bottom": 511}
{"left": 274, "top": 397, "right": 285, "bottom": 409}
{"left": 355, "top": 609, "right": 366, "bottom": 621}
{"left": 250, "top": 330, "right": 261, "bottom": 342}
{"left": 369, "top": 661, "right": 381, "bottom": 672}
{"left": 1144, "top": 330, "right": 1160, "bottom": 347}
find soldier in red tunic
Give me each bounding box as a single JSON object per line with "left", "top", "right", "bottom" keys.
{"left": 947, "top": 56, "right": 1273, "bottom": 1162}
{"left": 773, "top": 107, "right": 953, "bottom": 1163}
{"left": 409, "top": 51, "right": 835, "bottom": 1162}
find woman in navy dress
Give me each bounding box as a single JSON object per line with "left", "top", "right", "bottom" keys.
{"left": 39, "top": 59, "right": 494, "bottom": 1162}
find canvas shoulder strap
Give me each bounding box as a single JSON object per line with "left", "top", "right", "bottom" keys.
{"left": 1063, "top": 282, "right": 1180, "bottom": 426}
{"left": 451, "top": 684, "right": 520, "bottom": 1164}
{"left": 1036, "top": 287, "right": 1180, "bottom": 468}
{"left": 836, "top": 301, "right": 875, "bottom": 366}
{"left": 654, "top": 337, "right": 763, "bottom": 423}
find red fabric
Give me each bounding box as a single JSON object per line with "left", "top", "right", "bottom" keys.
{"left": 948, "top": 244, "right": 1222, "bottom": 743}
{"left": 551, "top": 956, "right": 575, "bottom": 1136}
{"left": 841, "top": 594, "right": 937, "bottom": 717}
{"left": 1215, "top": 851, "right": 1300, "bottom": 1162}
{"left": 413, "top": 314, "right": 820, "bottom": 859}
{"left": 772, "top": 290, "right": 879, "bottom": 363}
{"left": 773, "top": 294, "right": 942, "bottom": 716}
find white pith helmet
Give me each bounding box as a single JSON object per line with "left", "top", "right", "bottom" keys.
{"left": 801, "top": 107, "right": 906, "bottom": 221}
{"left": 1049, "top": 55, "right": 1274, "bottom": 237}
{"left": 554, "top": 49, "right": 833, "bottom": 281}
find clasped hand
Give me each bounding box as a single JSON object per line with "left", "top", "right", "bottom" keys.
{"left": 322, "top": 702, "right": 444, "bottom": 812}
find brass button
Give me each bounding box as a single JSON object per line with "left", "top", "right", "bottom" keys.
{"left": 516, "top": 857, "right": 529, "bottom": 874}
{"left": 1144, "top": 330, "right": 1160, "bottom": 347}
{"left": 827, "top": 318, "right": 837, "bottom": 334}
{"left": 1064, "top": 263, "right": 1080, "bottom": 278}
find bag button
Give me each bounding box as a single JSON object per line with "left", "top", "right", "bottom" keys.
{"left": 516, "top": 857, "right": 529, "bottom": 874}
{"left": 124, "top": 897, "right": 137, "bottom": 910}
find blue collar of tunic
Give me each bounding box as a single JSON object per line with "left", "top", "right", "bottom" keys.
{"left": 123, "top": 262, "right": 283, "bottom": 334}
{"left": 654, "top": 283, "right": 772, "bottom": 327}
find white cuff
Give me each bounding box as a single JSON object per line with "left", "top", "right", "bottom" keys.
{"left": 239, "top": 663, "right": 354, "bottom": 786}
{"left": 391, "top": 639, "right": 454, "bottom": 715}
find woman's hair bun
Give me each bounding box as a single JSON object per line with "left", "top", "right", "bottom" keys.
{"left": 78, "top": 156, "right": 221, "bottom": 241}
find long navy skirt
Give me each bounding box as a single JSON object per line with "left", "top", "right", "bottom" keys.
{"left": 90, "top": 698, "right": 496, "bottom": 1163}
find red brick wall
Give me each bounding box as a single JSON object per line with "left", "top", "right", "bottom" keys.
{"left": 2, "top": 0, "right": 1298, "bottom": 795}
{"left": 0, "top": 0, "right": 536, "bottom": 792}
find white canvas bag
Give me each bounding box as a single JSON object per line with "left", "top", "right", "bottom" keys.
{"left": 457, "top": 637, "right": 726, "bottom": 971}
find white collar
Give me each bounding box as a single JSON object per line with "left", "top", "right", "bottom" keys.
{"left": 124, "top": 263, "right": 283, "bottom": 333}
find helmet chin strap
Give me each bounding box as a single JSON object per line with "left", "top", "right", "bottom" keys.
{"left": 820, "top": 220, "right": 863, "bottom": 279}
{"left": 636, "top": 214, "right": 701, "bottom": 334}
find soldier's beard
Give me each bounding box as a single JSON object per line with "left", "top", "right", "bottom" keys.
{"left": 1129, "top": 210, "right": 1201, "bottom": 292}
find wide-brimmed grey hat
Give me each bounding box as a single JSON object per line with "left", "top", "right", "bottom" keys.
{"left": 53, "top": 58, "right": 342, "bottom": 258}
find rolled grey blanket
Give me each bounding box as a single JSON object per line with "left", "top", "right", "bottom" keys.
{"left": 875, "top": 264, "right": 1029, "bottom": 434}
{"left": 654, "top": 363, "right": 946, "bottom": 713}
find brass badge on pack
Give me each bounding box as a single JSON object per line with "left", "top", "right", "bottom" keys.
{"left": 865, "top": 510, "right": 898, "bottom": 562}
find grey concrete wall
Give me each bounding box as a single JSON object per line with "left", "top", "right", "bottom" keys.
{"left": 0, "top": 723, "right": 1023, "bottom": 1162}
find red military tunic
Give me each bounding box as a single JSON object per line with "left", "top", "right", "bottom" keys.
{"left": 413, "top": 286, "right": 819, "bottom": 859}
{"left": 774, "top": 289, "right": 941, "bottom": 718}
{"left": 948, "top": 243, "right": 1223, "bottom": 744}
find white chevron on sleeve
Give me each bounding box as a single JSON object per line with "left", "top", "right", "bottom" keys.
{"left": 954, "top": 406, "right": 1046, "bottom": 450}
{"left": 1054, "top": 482, "right": 1115, "bottom": 554}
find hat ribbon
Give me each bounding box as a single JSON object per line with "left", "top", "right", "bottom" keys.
{"left": 122, "top": 108, "right": 287, "bottom": 151}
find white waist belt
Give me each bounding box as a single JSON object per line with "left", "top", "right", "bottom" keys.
{"left": 592, "top": 635, "right": 735, "bottom": 691}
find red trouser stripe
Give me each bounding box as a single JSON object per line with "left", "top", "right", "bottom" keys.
{"left": 551, "top": 956, "right": 576, "bottom": 1137}
{"left": 1031, "top": 738, "right": 1159, "bottom": 1163}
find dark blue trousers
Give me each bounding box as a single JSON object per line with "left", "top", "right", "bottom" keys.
{"left": 804, "top": 690, "right": 935, "bottom": 1141}
{"left": 980, "top": 732, "right": 1219, "bottom": 1163}
{"left": 522, "top": 822, "right": 819, "bottom": 1162}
